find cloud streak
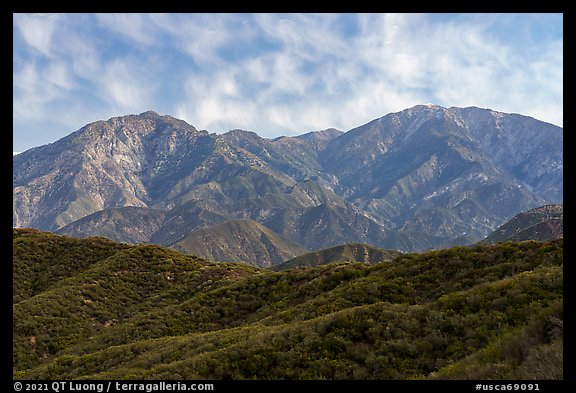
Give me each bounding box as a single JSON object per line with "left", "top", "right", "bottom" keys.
{"left": 13, "top": 13, "right": 563, "bottom": 152}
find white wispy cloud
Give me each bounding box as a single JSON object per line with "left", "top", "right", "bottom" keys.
{"left": 172, "top": 12, "right": 563, "bottom": 135}
{"left": 94, "top": 13, "right": 161, "bottom": 47}
{"left": 99, "top": 57, "right": 157, "bottom": 111}
{"left": 13, "top": 13, "right": 60, "bottom": 57}
{"left": 13, "top": 13, "right": 563, "bottom": 152}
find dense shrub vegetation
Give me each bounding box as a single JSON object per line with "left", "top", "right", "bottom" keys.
{"left": 13, "top": 229, "right": 562, "bottom": 379}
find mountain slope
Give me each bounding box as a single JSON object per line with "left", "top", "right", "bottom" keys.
{"left": 273, "top": 243, "right": 402, "bottom": 271}
{"left": 322, "top": 105, "right": 559, "bottom": 239}
{"left": 13, "top": 229, "right": 563, "bottom": 379}
{"left": 13, "top": 105, "right": 563, "bottom": 255}
{"left": 13, "top": 112, "right": 206, "bottom": 231}
{"left": 481, "top": 204, "right": 563, "bottom": 244}
{"left": 56, "top": 206, "right": 167, "bottom": 244}
{"left": 13, "top": 228, "right": 132, "bottom": 303}
{"left": 171, "top": 219, "right": 309, "bottom": 267}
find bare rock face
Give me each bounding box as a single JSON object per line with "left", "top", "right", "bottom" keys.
{"left": 13, "top": 106, "right": 563, "bottom": 265}
{"left": 13, "top": 111, "right": 205, "bottom": 231}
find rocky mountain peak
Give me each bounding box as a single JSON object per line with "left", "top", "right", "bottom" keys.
{"left": 296, "top": 128, "right": 344, "bottom": 141}
{"left": 409, "top": 103, "right": 445, "bottom": 112}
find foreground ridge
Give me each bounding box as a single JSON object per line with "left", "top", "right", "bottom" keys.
{"left": 13, "top": 228, "right": 563, "bottom": 380}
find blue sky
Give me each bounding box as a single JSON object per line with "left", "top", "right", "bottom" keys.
{"left": 13, "top": 13, "right": 563, "bottom": 154}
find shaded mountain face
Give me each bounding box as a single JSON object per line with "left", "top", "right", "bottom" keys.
{"left": 14, "top": 105, "right": 562, "bottom": 264}
{"left": 56, "top": 206, "right": 167, "bottom": 244}
{"left": 480, "top": 204, "right": 563, "bottom": 244}
{"left": 171, "top": 219, "right": 308, "bottom": 268}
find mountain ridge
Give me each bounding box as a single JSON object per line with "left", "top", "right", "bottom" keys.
{"left": 273, "top": 243, "right": 402, "bottom": 271}
{"left": 14, "top": 105, "right": 562, "bottom": 265}
{"left": 480, "top": 204, "right": 563, "bottom": 244}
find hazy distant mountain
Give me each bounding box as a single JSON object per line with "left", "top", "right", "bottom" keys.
{"left": 480, "top": 204, "right": 563, "bottom": 244}
{"left": 14, "top": 105, "right": 562, "bottom": 264}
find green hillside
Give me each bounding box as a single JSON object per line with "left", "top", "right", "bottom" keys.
{"left": 13, "top": 229, "right": 563, "bottom": 380}
{"left": 273, "top": 243, "right": 402, "bottom": 271}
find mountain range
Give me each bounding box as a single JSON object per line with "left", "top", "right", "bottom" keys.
{"left": 13, "top": 105, "right": 563, "bottom": 266}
